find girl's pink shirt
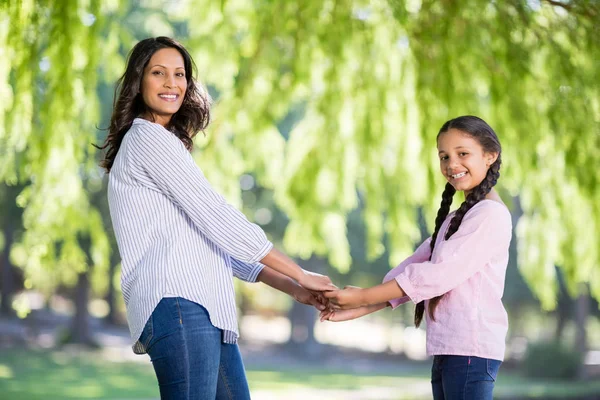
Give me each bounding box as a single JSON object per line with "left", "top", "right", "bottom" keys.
{"left": 383, "top": 200, "right": 512, "bottom": 361}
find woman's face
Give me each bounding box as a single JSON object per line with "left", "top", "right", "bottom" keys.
{"left": 140, "top": 48, "right": 187, "bottom": 127}
{"left": 437, "top": 129, "right": 498, "bottom": 196}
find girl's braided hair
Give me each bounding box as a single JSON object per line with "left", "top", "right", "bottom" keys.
{"left": 414, "top": 116, "right": 502, "bottom": 327}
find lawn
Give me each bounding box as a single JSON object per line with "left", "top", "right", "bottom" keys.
{"left": 0, "top": 348, "right": 599, "bottom": 399}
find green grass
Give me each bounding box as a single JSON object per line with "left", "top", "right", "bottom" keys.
{"left": 0, "top": 348, "right": 157, "bottom": 399}
{"left": 0, "top": 348, "right": 599, "bottom": 399}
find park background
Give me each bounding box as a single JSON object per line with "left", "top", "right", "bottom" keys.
{"left": 1, "top": 0, "right": 599, "bottom": 399}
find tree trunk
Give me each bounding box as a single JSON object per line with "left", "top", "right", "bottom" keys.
{"left": 554, "top": 281, "right": 571, "bottom": 342}
{"left": 286, "top": 256, "right": 325, "bottom": 357}
{"left": 575, "top": 283, "right": 589, "bottom": 379}
{"left": 104, "top": 250, "right": 120, "bottom": 326}
{"left": 0, "top": 223, "right": 15, "bottom": 317}
{"left": 287, "top": 299, "right": 318, "bottom": 353}
{"left": 68, "top": 270, "right": 96, "bottom": 346}
{"left": 555, "top": 309, "right": 567, "bottom": 342}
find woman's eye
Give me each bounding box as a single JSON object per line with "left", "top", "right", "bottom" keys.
{"left": 440, "top": 156, "right": 448, "bottom": 161}
{"left": 152, "top": 71, "right": 163, "bottom": 75}
{"left": 459, "top": 152, "right": 468, "bottom": 157}
{"left": 176, "top": 73, "right": 185, "bottom": 77}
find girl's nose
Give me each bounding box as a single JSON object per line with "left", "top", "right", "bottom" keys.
{"left": 448, "top": 158, "right": 459, "bottom": 169}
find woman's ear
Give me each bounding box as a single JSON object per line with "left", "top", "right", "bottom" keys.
{"left": 486, "top": 152, "right": 499, "bottom": 167}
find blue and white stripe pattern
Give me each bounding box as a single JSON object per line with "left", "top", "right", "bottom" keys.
{"left": 108, "top": 118, "right": 272, "bottom": 354}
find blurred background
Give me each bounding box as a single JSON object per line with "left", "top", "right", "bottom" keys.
{"left": 1, "top": 0, "right": 599, "bottom": 399}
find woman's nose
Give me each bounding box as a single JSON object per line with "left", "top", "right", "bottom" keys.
{"left": 164, "top": 75, "right": 176, "bottom": 88}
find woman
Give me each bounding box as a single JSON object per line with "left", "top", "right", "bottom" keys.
{"left": 96, "top": 36, "right": 334, "bottom": 399}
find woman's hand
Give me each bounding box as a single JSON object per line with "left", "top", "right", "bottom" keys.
{"left": 297, "top": 270, "right": 337, "bottom": 292}
{"left": 290, "top": 286, "right": 329, "bottom": 311}
{"left": 323, "top": 285, "right": 366, "bottom": 309}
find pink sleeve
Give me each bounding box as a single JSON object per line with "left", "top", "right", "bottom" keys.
{"left": 394, "top": 203, "right": 511, "bottom": 304}
{"left": 383, "top": 237, "right": 432, "bottom": 309}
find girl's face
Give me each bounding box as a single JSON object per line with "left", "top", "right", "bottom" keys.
{"left": 140, "top": 48, "right": 187, "bottom": 127}
{"left": 437, "top": 129, "right": 498, "bottom": 196}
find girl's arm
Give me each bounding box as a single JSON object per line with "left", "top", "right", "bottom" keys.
{"left": 326, "top": 202, "right": 512, "bottom": 308}
{"left": 382, "top": 237, "right": 432, "bottom": 308}
{"left": 324, "top": 281, "right": 406, "bottom": 309}
{"left": 320, "top": 302, "right": 389, "bottom": 322}
{"left": 323, "top": 238, "right": 432, "bottom": 309}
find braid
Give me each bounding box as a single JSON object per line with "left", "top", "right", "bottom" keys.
{"left": 414, "top": 183, "right": 456, "bottom": 328}
{"left": 425, "top": 156, "right": 502, "bottom": 321}
{"left": 413, "top": 115, "right": 502, "bottom": 328}
{"left": 445, "top": 156, "right": 501, "bottom": 240}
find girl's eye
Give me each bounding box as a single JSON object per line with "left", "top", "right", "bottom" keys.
{"left": 460, "top": 152, "right": 469, "bottom": 156}
{"left": 440, "top": 156, "right": 448, "bottom": 161}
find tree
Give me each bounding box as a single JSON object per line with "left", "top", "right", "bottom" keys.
{"left": 1, "top": 1, "right": 599, "bottom": 333}
{"left": 182, "top": 0, "right": 600, "bottom": 309}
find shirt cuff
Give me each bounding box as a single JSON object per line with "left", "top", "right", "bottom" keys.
{"left": 388, "top": 295, "right": 411, "bottom": 309}
{"left": 395, "top": 273, "right": 423, "bottom": 304}
{"left": 246, "top": 263, "right": 266, "bottom": 283}
{"left": 248, "top": 241, "right": 274, "bottom": 264}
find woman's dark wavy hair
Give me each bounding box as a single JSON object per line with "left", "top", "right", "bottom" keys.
{"left": 414, "top": 115, "right": 502, "bottom": 328}
{"left": 95, "top": 36, "right": 211, "bottom": 172}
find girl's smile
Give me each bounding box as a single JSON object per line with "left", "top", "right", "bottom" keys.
{"left": 437, "top": 128, "right": 498, "bottom": 196}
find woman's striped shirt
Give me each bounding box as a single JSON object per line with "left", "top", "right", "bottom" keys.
{"left": 107, "top": 118, "right": 272, "bottom": 354}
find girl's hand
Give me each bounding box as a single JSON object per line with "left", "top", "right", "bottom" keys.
{"left": 323, "top": 286, "right": 366, "bottom": 309}
{"left": 297, "top": 270, "right": 337, "bottom": 292}
{"left": 319, "top": 306, "right": 370, "bottom": 322}
{"left": 320, "top": 302, "right": 388, "bottom": 322}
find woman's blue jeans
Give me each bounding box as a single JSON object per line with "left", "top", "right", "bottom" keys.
{"left": 139, "top": 297, "right": 250, "bottom": 400}
{"left": 431, "top": 355, "right": 501, "bottom": 400}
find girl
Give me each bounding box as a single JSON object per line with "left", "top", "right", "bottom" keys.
{"left": 322, "top": 115, "right": 512, "bottom": 400}
{"left": 96, "top": 37, "right": 335, "bottom": 399}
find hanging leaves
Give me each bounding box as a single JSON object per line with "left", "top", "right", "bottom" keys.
{"left": 2, "top": 0, "right": 599, "bottom": 309}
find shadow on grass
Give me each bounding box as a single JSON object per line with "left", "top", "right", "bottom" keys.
{"left": 0, "top": 348, "right": 157, "bottom": 400}
{"left": 1, "top": 348, "right": 600, "bottom": 399}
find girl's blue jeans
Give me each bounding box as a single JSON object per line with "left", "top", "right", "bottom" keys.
{"left": 431, "top": 355, "right": 501, "bottom": 400}
{"left": 139, "top": 297, "right": 250, "bottom": 400}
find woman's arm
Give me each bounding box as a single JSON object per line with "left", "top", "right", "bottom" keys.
{"left": 260, "top": 248, "right": 336, "bottom": 291}
{"left": 256, "top": 267, "right": 328, "bottom": 310}
{"left": 129, "top": 123, "right": 335, "bottom": 291}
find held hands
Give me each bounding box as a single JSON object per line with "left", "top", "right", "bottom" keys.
{"left": 291, "top": 283, "right": 369, "bottom": 316}
{"left": 323, "top": 285, "right": 366, "bottom": 309}
{"left": 290, "top": 286, "right": 330, "bottom": 311}
{"left": 297, "top": 269, "right": 338, "bottom": 292}
{"left": 290, "top": 273, "right": 395, "bottom": 321}
{"left": 319, "top": 305, "right": 375, "bottom": 322}
{"left": 292, "top": 274, "right": 387, "bottom": 323}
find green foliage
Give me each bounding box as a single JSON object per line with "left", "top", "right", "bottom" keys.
{"left": 1, "top": 0, "right": 112, "bottom": 294}
{"left": 181, "top": 0, "right": 600, "bottom": 307}
{"left": 1, "top": 0, "right": 599, "bottom": 309}
{"left": 522, "top": 340, "right": 583, "bottom": 380}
